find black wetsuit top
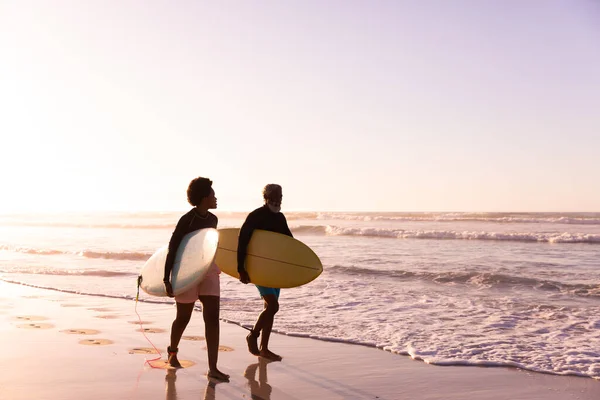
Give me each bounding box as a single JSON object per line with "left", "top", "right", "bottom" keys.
{"left": 163, "top": 209, "right": 218, "bottom": 283}
{"left": 237, "top": 205, "right": 293, "bottom": 273}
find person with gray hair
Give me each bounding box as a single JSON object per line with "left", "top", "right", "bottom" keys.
{"left": 237, "top": 183, "right": 292, "bottom": 361}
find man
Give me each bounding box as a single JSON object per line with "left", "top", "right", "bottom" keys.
{"left": 237, "top": 184, "right": 292, "bottom": 361}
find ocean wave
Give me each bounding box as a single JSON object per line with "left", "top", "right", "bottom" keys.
{"left": 315, "top": 213, "right": 600, "bottom": 225}
{"left": 0, "top": 267, "right": 136, "bottom": 277}
{"left": 289, "top": 225, "right": 329, "bottom": 234}
{"left": 0, "top": 221, "right": 175, "bottom": 229}
{"left": 3, "top": 212, "right": 600, "bottom": 228}
{"left": 323, "top": 226, "right": 600, "bottom": 244}
{"left": 0, "top": 245, "right": 152, "bottom": 261}
{"left": 0, "top": 245, "right": 64, "bottom": 256}
{"left": 326, "top": 265, "right": 600, "bottom": 298}
{"left": 79, "top": 251, "right": 151, "bottom": 261}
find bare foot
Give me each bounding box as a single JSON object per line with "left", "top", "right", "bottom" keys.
{"left": 207, "top": 369, "right": 230, "bottom": 382}
{"left": 246, "top": 333, "right": 260, "bottom": 356}
{"left": 167, "top": 349, "right": 182, "bottom": 368}
{"left": 259, "top": 349, "right": 282, "bottom": 361}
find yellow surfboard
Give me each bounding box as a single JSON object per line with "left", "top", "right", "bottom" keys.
{"left": 215, "top": 228, "right": 323, "bottom": 288}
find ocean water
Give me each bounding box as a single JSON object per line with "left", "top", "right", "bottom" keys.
{"left": 1, "top": 211, "right": 599, "bottom": 379}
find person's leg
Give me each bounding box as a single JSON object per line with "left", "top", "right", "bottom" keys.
{"left": 247, "top": 286, "right": 277, "bottom": 356}
{"left": 246, "top": 299, "right": 266, "bottom": 356}
{"left": 257, "top": 293, "right": 281, "bottom": 361}
{"left": 198, "top": 295, "right": 229, "bottom": 380}
{"left": 168, "top": 302, "right": 195, "bottom": 367}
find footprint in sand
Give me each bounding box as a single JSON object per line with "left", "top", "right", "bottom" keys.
{"left": 60, "top": 329, "right": 101, "bottom": 335}
{"left": 128, "top": 347, "right": 159, "bottom": 355}
{"left": 128, "top": 320, "right": 153, "bottom": 325}
{"left": 79, "top": 339, "right": 114, "bottom": 346}
{"left": 13, "top": 315, "right": 48, "bottom": 321}
{"left": 94, "top": 314, "right": 120, "bottom": 319}
{"left": 148, "top": 360, "right": 196, "bottom": 369}
{"left": 17, "top": 323, "right": 54, "bottom": 329}
{"left": 203, "top": 345, "right": 234, "bottom": 352}
{"left": 88, "top": 307, "right": 114, "bottom": 312}
{"left": 182, "top": 335, "right": 205, "bottom": 341}
{"left": 137, "top": 327, "right": 166, "bottom": 334}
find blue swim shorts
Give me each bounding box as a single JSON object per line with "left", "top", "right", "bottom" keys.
{"left": 256, "top": 285, "right": 280, "bottom": 299}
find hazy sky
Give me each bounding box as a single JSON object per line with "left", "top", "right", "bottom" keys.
{"left": 1, "top": 1, "right": 599, "bottom": 212}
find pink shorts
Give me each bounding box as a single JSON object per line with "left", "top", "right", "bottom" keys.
{"left": 175, "top": 263, "right": 220, "bottom": 303}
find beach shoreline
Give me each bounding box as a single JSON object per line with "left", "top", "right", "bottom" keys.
{"left": 1, "top": 279, "right": 599, "bottom": 400}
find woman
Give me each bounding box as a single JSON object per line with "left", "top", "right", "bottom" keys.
{"left": 163, "top": 176, "right": 229, "bottom": 381}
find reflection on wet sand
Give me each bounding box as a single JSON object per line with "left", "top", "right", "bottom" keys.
{"left": 244, "top": 357, "right": 273, "bottom": 400}
{"left": 164, "top": 367, "right": 230, "bottom": 400}
{"left": 164, "top": 357, "right": 275, "bottom": 400}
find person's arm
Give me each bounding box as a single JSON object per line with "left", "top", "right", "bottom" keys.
{"left": 163, "top": 218, "right": 187, "bottom": 294}
{"left": 237, "top": 212, "right": 258, "bottom": 283}
{"left": 280, "top": 213, "right": 293, "bottom": 238}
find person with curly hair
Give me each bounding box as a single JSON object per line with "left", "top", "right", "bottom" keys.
{"left": 163, "top": 176, "right": 229, "bottom": 381}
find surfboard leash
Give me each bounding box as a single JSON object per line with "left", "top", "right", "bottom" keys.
{"left": 134, "top": 275, "right": 164, "bottom": 369}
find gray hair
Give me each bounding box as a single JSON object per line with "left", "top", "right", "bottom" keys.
{"left": 262, "top": 184, "right": 282, "bottom": 200}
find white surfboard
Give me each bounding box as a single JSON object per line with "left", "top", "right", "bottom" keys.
{"left": 139, "top": 228, "right": 219, "bottom": 297}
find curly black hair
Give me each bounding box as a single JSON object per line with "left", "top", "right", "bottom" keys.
{"left": 187, "top": 177, "right": 213, "bottom": 206}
